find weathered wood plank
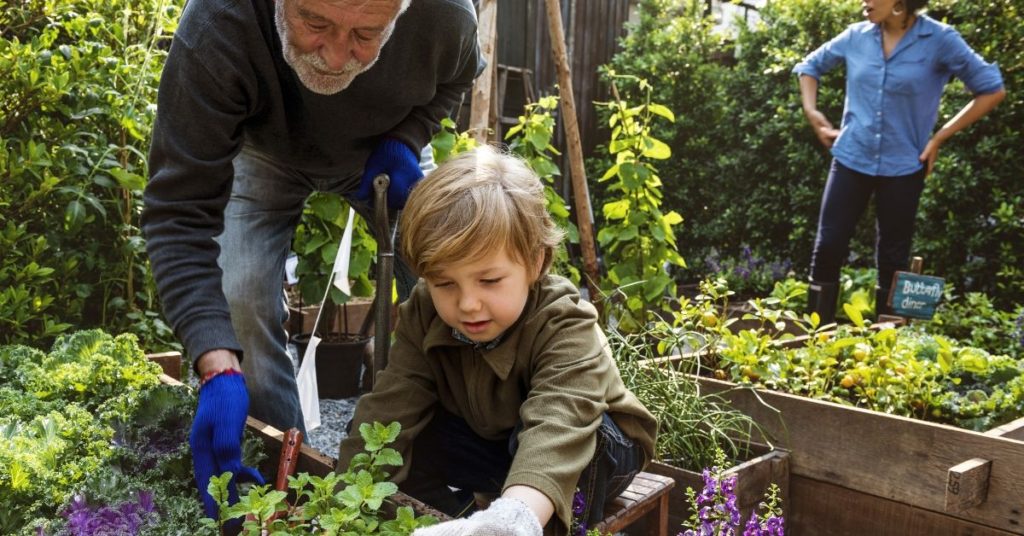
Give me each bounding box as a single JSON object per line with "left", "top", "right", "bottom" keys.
{"left": 470, "top": 0, "right": 498, "bottom": 143}
{"left": 147, "top": 351, "right": 183, "bottom": 381}
{"left": 790, "top": 475, "right": 1018, "bottom": 536}
{"left": 595, "top": 471, "right": 674, "bottom": 534}
{"left": 648, "top": 447, "right": 790, "bottom": 531}
{"left": 986, "top": 416, "right": 1024, "bottom": 442}
{"left": 695, "top": 376, "right": 1024, "bottom": 533}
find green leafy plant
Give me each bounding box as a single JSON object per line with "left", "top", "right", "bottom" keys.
{"left": 0, "top": 0, "right": 182, "bottom": 350}
{"left": 706, "top": 315, "right": 1024, "bottom": 431}
{"left": 505, "top": 95, "right": 581, "bottom": 283}
{"left": 291, "top": 192, "right": 378, "bottom": 334}
{"left": 596, "top": 72, "right": 685, "bottom": 332}
{"left": 926, "top": 289, "right": 1024, "bottom": 359}
{"left": 431, "top": 117, "right": 478, "bottom": 164}
{"left": 204, "top": 421, "right": 437, "bottom": 535}
{"left": 0, "top": 329, "right": 242, "bottom": 535}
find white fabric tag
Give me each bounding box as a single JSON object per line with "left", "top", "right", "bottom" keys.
{"left": 297, "top": 334, "right": 322, "bottom": 432}
{"left": 331, "top": 207, "right": 357, "bottom": 296}
{"left": 297, "top": 206, "right": 356, "bottom": 432}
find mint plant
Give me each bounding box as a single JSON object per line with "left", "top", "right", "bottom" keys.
{"left": 204, "top": 421, "right": 437, "bottom": 535}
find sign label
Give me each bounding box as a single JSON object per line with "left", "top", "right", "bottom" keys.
{"left": 888, "top": 271, "right": 944, "bottom": 320}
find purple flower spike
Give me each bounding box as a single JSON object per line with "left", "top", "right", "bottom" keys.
{"left": 721, "top": 475, "right": 737, "bottom": 495}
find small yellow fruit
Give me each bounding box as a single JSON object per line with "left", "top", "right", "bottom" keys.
{"left": 840, "top": 375, "right": 856, "bottom": 389}
{"left": 701, "top": 311, "right": 719, "bottom": 328}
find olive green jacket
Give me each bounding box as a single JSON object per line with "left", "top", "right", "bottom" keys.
{"left": 337, "top": 274, "right": 657, "bottom": 534}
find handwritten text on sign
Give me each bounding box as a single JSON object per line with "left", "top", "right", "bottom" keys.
{"left": 889, "top": 272, "right": 944, "bottom": 319}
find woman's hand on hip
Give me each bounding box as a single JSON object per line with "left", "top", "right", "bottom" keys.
{"left": 805, "top": 109, "right": 839, "bottom": 148}
{"left": 919, "top": 138, "right": 942, "bottom": 178}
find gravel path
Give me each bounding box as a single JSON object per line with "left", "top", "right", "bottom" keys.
{"left": 288, "top": 342, "right": 359, "bottom": 458}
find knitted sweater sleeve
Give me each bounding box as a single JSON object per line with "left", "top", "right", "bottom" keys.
{"left": 141, "top": 3, "right": 256, "bottom": 363}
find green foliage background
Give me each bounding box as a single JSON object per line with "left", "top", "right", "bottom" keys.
{"left": 1, "top": 0, "right": 182, "bottom": 348}
{"left": 609, "top": 0, "right": 1022, "bottom": 306}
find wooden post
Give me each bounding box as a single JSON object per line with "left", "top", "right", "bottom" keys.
{"left": 910, "top": 256, "right": 924, "bottom": 274}
{"left": 543, "top": 0, "right": 601, "bottom": 304}
{"left": 469, "top": 0, "right": 498, "bottom": 144}
{"left": 945, "top": 458, "right": 991, "bottom": 512}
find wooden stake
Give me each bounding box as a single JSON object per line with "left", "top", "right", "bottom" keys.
{"left": 469, "top": 0, "right": 498, "bottom": 144}
{"left": 543, "top": 0, "right": 601, "bottom": 304}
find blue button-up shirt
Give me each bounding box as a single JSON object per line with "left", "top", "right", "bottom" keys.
{"left": 794, "top": 15, "right": 1003, "bottom": 177}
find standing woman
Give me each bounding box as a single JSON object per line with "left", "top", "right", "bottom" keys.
{"left": 794, "top": 0, "right": 1005, "bottom": 322}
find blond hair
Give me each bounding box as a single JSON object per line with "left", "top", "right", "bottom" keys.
{"left": 400, "top": 145, "right": 564, "bottom": 279}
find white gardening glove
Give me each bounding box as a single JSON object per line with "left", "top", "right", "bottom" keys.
{"left": 412, "top": 497, "right": 542, "bottom": 536}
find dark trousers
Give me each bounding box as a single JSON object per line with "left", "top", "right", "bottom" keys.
{"left": 400, "top": 408, "right": 642, "bottom": 530}
{"left": 810, "top": 159, "right": 926, "bottom": 293}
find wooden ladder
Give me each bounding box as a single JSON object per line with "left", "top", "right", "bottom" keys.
{"left": 490, "top": 64, "right": 536, "bottom": 141}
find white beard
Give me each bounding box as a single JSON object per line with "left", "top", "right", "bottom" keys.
{"left": 274, "top": 1, "right": 388, "bottom": 95}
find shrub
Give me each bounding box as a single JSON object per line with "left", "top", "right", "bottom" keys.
{"left": 608, "top": 0, "right": 1023, "bottom": 306}
{"left": 0, "top": 0, "right": 182, "bottom": 349}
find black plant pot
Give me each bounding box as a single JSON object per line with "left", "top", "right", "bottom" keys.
{"left": 291, "top": 332, "right": 369, "bottom": 399}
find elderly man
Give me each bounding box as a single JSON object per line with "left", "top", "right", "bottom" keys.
{"left": 141, "top": 0, "right": 482, "bottom": 516}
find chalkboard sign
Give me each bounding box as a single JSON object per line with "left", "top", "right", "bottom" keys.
{"left": 888, "top": 271, "right": 945, "bottom": 319}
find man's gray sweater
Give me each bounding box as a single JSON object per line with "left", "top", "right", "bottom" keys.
{"left": 141, "top": 0, "right": 482, "bottom": 363}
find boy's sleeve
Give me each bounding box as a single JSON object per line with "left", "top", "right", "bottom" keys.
{"left": 939, "top": 28, "right": 1004, "bottom": 95}
{"left": 503, "top": 299, "right": 610, "bottom": 532}
{"left": 336, "top": 295, "right": 439, "bottom": 479}
{"left": 793, "top": 26, "right": 853, "bottom": 80}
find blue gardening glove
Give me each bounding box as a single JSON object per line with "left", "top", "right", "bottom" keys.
{"left": 355, "top": 138, "right": 424, "bottom": 210}
{"left": 190, "top": 371, "right": 265, "bottom": 518}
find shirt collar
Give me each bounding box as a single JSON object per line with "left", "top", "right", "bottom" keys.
{"left": 861, "top": 13, "right": 934, "bottom": 35}
{"left": 866, "top": 15, "right": 933, "bottom": 60}
{"left": 451, "top": 328, "right": 504, "bottom": 351}
{"left": 421, "top": 281, "right": 542, "bottom": 381}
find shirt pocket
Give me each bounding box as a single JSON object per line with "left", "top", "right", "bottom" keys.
{"left": 887, "top": 56, "right": 931, "bottom": 95}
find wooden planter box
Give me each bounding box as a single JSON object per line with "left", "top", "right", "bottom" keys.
{"left": 287, "top": 296, "right": 375, "bottom": 336}
{"left": 647, "top": 445, "right": 790, "bottom": 532}
{"left": 692, "top": 376, "right": 1024, "bottom": 535}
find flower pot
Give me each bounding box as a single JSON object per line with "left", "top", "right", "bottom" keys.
{"left": 291, "top": 332, "right": 368, "bottom": 399}
{"left": 287, "top": 296, "right": 375, "bottom": 337}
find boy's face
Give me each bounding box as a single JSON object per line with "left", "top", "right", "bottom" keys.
{"left": 425, "top": 247, "right": 541, "bottom": 343}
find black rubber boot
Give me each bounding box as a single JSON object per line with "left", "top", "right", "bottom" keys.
{"left": 876, "top": 286, "right": 893, "bottom": 318}
{"left": 807, "top": 280, "right": 839, "bottom": 326}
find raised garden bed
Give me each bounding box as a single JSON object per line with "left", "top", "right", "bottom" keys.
{"left": 695, "top": 375, "right": 1024, "bottom": 535}
{"left": 647, "top": 444, "right": 790, "bottom": 531}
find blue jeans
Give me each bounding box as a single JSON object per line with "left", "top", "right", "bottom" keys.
{"left": 399, "top": 408, "right": 642, "bottom": 530}
{"left": 810, "top": 159, "right": 926, "bottom": 291}
{"left": 215, "top": 145, "right": 433, "bottom": 433}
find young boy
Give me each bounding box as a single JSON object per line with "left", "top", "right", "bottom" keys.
{"left": 337, "top": 146, "right": 657, "bottom": 536}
